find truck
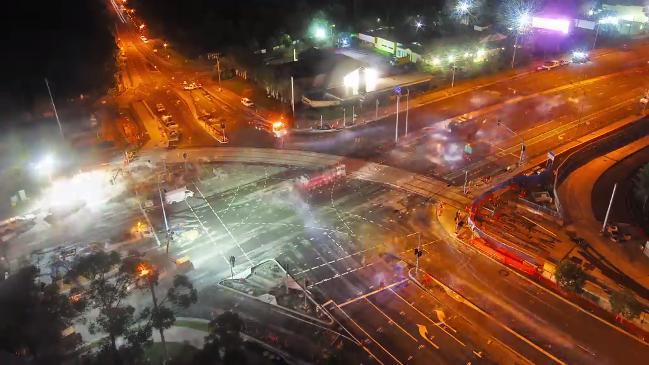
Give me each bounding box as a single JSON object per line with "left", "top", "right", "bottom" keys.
{"left": 164, "top": 187, "right": 194, "bottom": 204}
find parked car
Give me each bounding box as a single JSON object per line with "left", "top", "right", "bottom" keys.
{"left": 536, "top": 60, "right": 569, "bottom": 71}
{"left": 241, "top": 97, "right": 255, "bottom": 107}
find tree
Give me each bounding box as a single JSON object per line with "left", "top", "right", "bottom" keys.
{"left": 190, "top": 311, "right": 245, "bottom": 365}
{"left": 133, "top": 262, "right": 198, "bottom": 363}
{"left": 69, "top": 252, "right": 151, "bottom": 365}
{"left": 555, "top": 260, "right": 587, "bottom": 293}
{"left": 610, "top": 289, "right": 642, "bottom": 320}
{"left": 633, "top": 163, "right": 649, "bottom": 218}
{"left": 0, "top": 266, "right": 82, "bottom": 363}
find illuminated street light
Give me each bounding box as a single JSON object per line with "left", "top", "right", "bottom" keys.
{"left": 517, "top": 12, "right": 531, "bottom": 31}
{"left": 511, "top": 12, "right": 532, "bottom": 68}
{"left": 136, "top": 261, "right": 169, "bottom": 361}
{"left": 415, "top": 21, "right": 423, "bottom": 30}
{"left": 35, "top": 154, "right": 56, "bottom": 181}
{"left": 456, "top": 1, "right": 471, "bottom": 15}
{"left": 314, "top": 27, "right": 327, "bottom": 40}
{"left": 139, "top": 23, "right": 145, "bottom": 30}
{"left": 163, "top": 42, "right": 168, "bottom": 48}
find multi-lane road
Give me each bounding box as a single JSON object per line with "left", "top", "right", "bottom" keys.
{"left": 107, "top": 2, "right": 649, "bottom": 364}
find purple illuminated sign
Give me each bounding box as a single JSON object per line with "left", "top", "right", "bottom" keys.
{"left": 531, "top": 17, "right": 570, "bottom": 34}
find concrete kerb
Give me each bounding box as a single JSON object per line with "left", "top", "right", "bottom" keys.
{"left": 135, "top": 147, "right": 469, "bottom": 207}
{"left": 170, "top": 318, "right": 304, "bottom": 364}
{"left": 407, "top": 267, "right": 565, "bottom": 365}
{"left": 435, "top": 205, "right": 649, "bottom": 347}
{"left": 217, "top": 258, "right": 334, "bottom": 327}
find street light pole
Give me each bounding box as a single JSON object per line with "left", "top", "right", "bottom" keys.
{"left": 157, "top": 179, "right": 170, "bottom": 253}
{"left": 290, "top": 76, "right": 295, "bottom": 116}
{"left": 407, "top": 232, "right": 422, "bottom": 278}
{"left": 395, "top": 94, "right": 400, "bottom": 143}
{"left": 375, "top": 99, "right": 379, "bottom": 119}
{"left": 451, "top": 65, "right": 457, "bottom": 88}
{"left": 592, "top": 23, "right": 600, "bottom": 50}
{"left": 497, "top": 120, "right": 525, "bottom": 165}
{"left": 511, "top": 33, "right": 520, "bottom": 69}
{"left": 343, "top": 108, "right": 346, "bottom": 127}
{"left": 216, "top": 54, "right": 222, "bottom": 92}
{"left": 44, "top": 78, "right": 64, "bottom": 139}
{"left": 405, "top": 89, "right": 410, "bottom": 136}
{"left": 602, "top": 183, "right": 617, "bottom": 232}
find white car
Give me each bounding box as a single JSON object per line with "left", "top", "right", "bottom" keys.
{"left": 241, "top": 98, "right": 255, "bottom": 107}
{"left": 536, "top": 60, "right": 569, "bottom": 71}
{"left": 156, "top": 103, "right": 166, "bottom": 113}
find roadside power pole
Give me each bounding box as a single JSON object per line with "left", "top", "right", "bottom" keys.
{"left": 602, "top": 183, "right": 618, "bottom": 233}
{"left": 44, "top": 78, "right": 64, "bottom": 139}
{"left": 463, "top": 170, "right": 469, "bottom": 195}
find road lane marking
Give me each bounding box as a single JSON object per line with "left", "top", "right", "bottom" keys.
{"left": 333, "top": 303, "right": 402, "bottom": 365}
{"left": 308, "top": 262, "right": 375, "bottom": 288}
{"left": 338, "top": 279, "right": 408, "bottom": 307}
{"left": 389, "top": 287, "right": 465, "bottom": 347}
{"left": 364, "top": 298, "right": 419, "bottom": 342}
{"left": 184, "top": 199, "right": 230, "bottom": 265}
{"left": 412, "top": 268, "right": 567, "bottom": 365}
{"left": 192, "top": 182, "right": 254, "bottom": 265}
{"left": 415, "top": 324, "right": 440, "bottom": 349}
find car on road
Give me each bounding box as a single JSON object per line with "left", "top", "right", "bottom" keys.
{"left": 168, "top": 130, "right": 180, "bottom": 143}
{"left": 571, "top": 51, "right": 590, "bottom": 64}
{"left": 536, "top": 60, "right": 569, "bottom": 71}
{"left": 155, "top": 103, "right": 166, "bottom": 113}
{"left": 182, "top": 81, "right": 199, "bottom": 90}
{"left": 241, "top": 97, "right": 255, "bottom": 107}
{"left": 161, "top": 114, "right": 173, "bottom": 122}
{"left": 165, "top": 121, "right": 179, "bottom": 130}
{"left": 140, "top": 35, "right": 148, "bottom": 43}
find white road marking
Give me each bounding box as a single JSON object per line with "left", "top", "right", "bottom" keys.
{"left": 364, "top": 298, "right": 418, "bottom": 342}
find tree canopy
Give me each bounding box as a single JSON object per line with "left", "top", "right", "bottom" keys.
{"left": 0, "top": 266, "right": 81, "bottom": 363}
{"left": 555, "top": 260, "right": 587, "bottom": 293}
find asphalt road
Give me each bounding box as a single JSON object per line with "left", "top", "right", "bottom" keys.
{"left": 282, "top": 44, "right": 649, "bottom": 184}
{"left": 104, "top": 5, "right": 649, "bottom": 364}
{"left": 137, "top": 159, "right": 649, "bottom": 364}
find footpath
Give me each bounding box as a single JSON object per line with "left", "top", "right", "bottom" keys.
{"left": 558, "top": 135, "right": 649, "bottom": 291}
